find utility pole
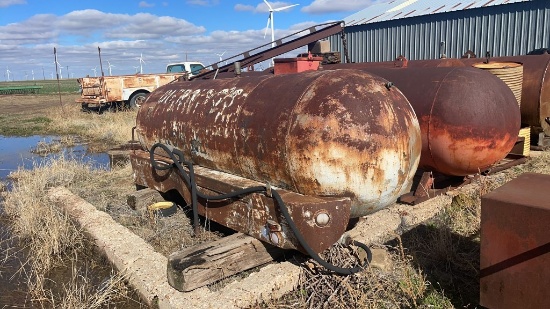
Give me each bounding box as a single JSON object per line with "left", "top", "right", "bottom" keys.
{"left": 42, "top": 67, "right": 46, "bottom": 80}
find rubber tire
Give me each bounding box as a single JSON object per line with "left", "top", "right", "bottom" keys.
{"left": 129, "top": 92, "right": 147, "bottom": 109}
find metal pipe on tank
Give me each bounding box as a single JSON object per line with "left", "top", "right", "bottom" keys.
{"left": 323, "top": 66, "right": 520, "bottom": 176}
{"left": 135, "top": 69, "right": 422, "bottom": 217}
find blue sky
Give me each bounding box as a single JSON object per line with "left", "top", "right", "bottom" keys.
{"left": 0, "top": 0, "right": 384, "bottom": 80}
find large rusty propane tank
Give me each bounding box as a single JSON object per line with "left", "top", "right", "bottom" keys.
{"left": 135, "top": 69, "right": 421, "bottom": 217}
{"left": 328, "top": 54, "right": 550, "bottom": 135}
{"left": 323, "top": 66, "right": 520, "bottom": 176}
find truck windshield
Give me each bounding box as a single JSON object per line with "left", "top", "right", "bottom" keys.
{"left": 190, "top": 64, "right": 204, "bottom": 75}
{"left": 167, "top": 64, "right": 185, "bottom": 73}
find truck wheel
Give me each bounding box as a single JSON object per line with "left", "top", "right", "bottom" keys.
{"left": 129, "top": 93, "right": 147, "bottom": 109}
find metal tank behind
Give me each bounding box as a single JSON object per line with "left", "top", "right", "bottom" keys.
{"left": 329, "top": 54, "right": 550, "bottom": 136}
{"left": 134, "top": 69, "right": 421, "bottom": 217}
{"left": 322, "top": 66, "right": 520, "bottom": 176}
{"left": 461, "top": 54, "right": 550, "bottom": 135}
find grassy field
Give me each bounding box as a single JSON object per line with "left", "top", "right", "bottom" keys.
{"left": 0, "top": 78, "right": 80, "bottom": 94}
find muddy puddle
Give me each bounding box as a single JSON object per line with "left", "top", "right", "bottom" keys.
{"left": 0, "top": 135, "right": 145, "bottom": 307}
{"left": 0, "top": 135, "right": 110, "bottom": 181}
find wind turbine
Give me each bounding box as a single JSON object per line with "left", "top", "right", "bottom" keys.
{"left": 107, "top": 60, "right": 115, "bottom": 76}
{"left": 31, "top": 70, "right": 35, "bottom": 80}
{"left": 216, "top": 51, "right": 226, "bottom": 63}
{"left": 139, "top": 53, "right": 145, "bottom": 74}
{"left": 92, "top": 67, "right": 97, "bottom": 77}
{"left": 263, "top": 0, "right": 298, "bottom": 48}
{"left": 263, "top": 0, "right": 298, "bottom": 65}
{"left": 50, "top": 72, "right": 54, "bottom": 80}
{"left": 133, "top": 66, "right": 140, "bottom": 74}
{"left": 5, "top": 67, "right": 11, "bottom": 81}
{"left": 55, "top": 59, "right": 63, "bottom": 79}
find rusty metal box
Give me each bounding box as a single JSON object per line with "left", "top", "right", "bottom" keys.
{"left": 273, "top": 57, "right": 323, "bottom": 75}
{"left": 480, "top": 173, "right": 550, "bottom": 308}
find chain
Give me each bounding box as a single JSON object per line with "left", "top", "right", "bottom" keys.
{"left": 340, "top": 28, "right": 350, "bottom": 64}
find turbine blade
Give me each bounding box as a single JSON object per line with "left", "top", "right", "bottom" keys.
{"left": 263, "top": 0, "right": 272, "bottom": 11}
{"left": 273, "top": 4, "right": 299, "bottom": 11}
{"left": 264, "top": 15, "right": 271, "bottom": 38}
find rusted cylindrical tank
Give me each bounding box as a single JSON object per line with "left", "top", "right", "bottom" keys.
{"left": 136, "top": 69, "right": 421, "bottom": 217}
{"left": 327, "top": 54, "right": 550, "bottom": 135}
{"left": 471, "top": 62, "right": 523, "bottom": 107}
{"left": 461, "top": 54, "right": 550, "bottom": 135}
{"left": 325, "top": 67, "right": 520, "bottom": 176}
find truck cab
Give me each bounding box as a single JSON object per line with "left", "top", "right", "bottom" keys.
{"left": 166, "top": 62, "right": 205, "bottom": 78}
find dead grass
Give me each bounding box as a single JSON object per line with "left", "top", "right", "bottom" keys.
{"left": 2, "top": 157, "right": 144, "bottom": 307}
{"left": 263, "top": 150, "right": 550, "bottom": 308}
{"left": 45, "top": 102, "right": 137, "bottom": 149}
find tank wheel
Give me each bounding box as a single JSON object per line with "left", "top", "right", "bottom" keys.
{"left": 129, "top": 92, "right": 148, "bottom": 109}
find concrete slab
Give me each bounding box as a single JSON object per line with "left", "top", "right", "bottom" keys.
{"left": 48, "top": 185, "right": 455, "bottom": 309}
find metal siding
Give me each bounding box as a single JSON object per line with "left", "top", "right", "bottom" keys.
{"left": 344, "top": 0, "right": 530, "bottom": 26}
{"left": 333, "top": 1, "right": 550, "bottom": 63}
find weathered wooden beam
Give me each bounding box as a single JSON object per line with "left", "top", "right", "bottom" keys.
{"left": 168, "top": 232, "right": 284, "bottom": 292}
{"left": 126, "top": 188, "right": 165, "bottom": 212}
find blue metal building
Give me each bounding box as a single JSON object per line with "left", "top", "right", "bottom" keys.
{"left": 328, "top": 0, "right": 550, "bottom": 62}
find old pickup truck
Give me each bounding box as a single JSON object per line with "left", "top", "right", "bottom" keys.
{"left": 76, "top": 61, "right": 205, "bottom": 110}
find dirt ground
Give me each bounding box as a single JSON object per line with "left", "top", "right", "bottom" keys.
{"left": 0, "top": 93, "right": 78, "bottom": 116}
{"left": 0, "top": 94, "right": 81, "bottom": 136}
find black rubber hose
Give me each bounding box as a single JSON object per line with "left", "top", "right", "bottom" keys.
{"left": 148, "top": 142, "right": 372, "bottom": 275}
{"left": 270, "top": 189, "right": 371, "bottom": 274}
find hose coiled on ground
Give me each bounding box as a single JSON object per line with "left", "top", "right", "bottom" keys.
{"left": 149, "top": 142, "right": 372, "bottom": 275}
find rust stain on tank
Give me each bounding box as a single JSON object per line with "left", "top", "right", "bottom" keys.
{"left": 320, "top": 66, "right": 520, "bottom": 176}
{"left": 461, "top": 54, "right": 550, "bottom": 135}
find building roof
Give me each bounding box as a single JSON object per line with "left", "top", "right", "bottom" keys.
{"left": 344, "top": 0, "right": 532, "bottom": 26}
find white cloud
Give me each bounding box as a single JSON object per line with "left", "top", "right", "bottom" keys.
{"left": 0, "top": 7, "right": 328, "bottom": 78}
{"left": 302, "top": 0, "right": 386, "bottom": 14}
{"left": 139, "top": 1, "right": 155, "bottom": 7}
{"left": 234, "top": 4, "right": 254, "bottom": 12}
{"left": 186, "top": 0, "right": 219, "bottom": 6}
{"left": 234, "top": 2, "right": 300, "bottom": 13}
{"left": 0, "top": 0, "right": 25, "bottom": 8}
{"left": 0, "top": 10, "right": 205, "bottom": 44}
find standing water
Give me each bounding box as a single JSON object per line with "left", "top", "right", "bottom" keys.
{"left": 0, "top": 135, "right": 110, "bottom": 306}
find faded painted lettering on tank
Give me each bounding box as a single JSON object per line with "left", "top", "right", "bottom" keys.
{"left": 158, "top": 89, "right": 177, "bottom": 104}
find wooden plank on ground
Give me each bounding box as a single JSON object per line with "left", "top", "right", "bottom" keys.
{"left": 126, "top": 188, "right": 165, "bottom": 211}
{"left": 167, "top": 232, "right": 284, "bottom": 292}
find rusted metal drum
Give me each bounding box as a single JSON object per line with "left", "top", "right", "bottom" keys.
{"left": 462, "top": 54, "right": 550, "bottom": 135}
{"left": 135, "top": 69, "right": 421, "bottom": 217}
{"left": 326, "top": 67, "right": 520, "bottom": 176}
